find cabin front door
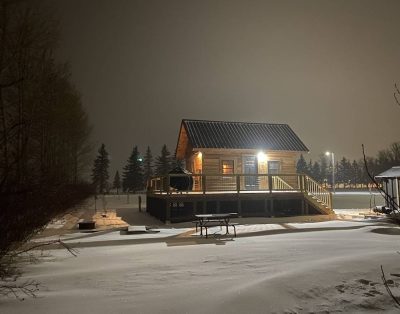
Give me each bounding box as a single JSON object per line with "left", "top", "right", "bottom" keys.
{"left": 243, "top": 156, "right": 258, "bottom": 190}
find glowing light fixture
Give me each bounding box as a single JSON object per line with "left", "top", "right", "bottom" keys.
{"left": 257, "top": 151, "right": 267, "bottom": 162}
{"left": 197, "top": 151, "right": 202, "bottom": 158}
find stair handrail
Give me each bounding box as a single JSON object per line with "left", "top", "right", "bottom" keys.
{"left": 304, "top": 175, "right": 332, "bottom": 209}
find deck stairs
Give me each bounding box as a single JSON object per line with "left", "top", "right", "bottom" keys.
{"left": 278, "top": 175, "right": 333, "bottom": 215}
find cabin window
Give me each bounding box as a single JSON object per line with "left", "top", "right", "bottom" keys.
{"left": 268, "top": 161, "right": 281, "bottom": 175}
{"left": 222, "top": 160, "right": 234, "bottom": 174}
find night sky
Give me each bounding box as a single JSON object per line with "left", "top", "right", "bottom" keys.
{"left": 53, "top": 0, "right": 400, "bottom": 172}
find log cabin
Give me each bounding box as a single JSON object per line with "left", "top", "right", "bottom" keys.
{"left": 147, "top": 119, "right": 333, "bottom": 223}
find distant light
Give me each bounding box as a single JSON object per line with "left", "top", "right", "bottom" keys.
{"left": 138, "top": 158, "right": 143, "bottom": 162}
{"left": 197, "top": 151, "right": 202, "bottom": 158}
{"left": 257, "top": 151, "right": 267, "bottom": 162}
{"left": 325, "top": 151, "right": 331, "bottom": 156}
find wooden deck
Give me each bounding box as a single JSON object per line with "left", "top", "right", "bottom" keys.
{"left": 147, "top": 174, "right": 333, "bottom": 223}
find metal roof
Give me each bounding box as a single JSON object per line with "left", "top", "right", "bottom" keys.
{"left": 376, "top": 166, "right": 400, "bottom": 178}
{"left": 182, "top": 119, "right": 309, "bottom": 151}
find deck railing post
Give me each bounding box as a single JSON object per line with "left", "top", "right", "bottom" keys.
{"left": 167, "top": 175, "right": 170, "bottom": 195}
{"left": 236, "top": 175, "right": 240, "bottom": 194}
{"left": 202, "top": 175, "right": 206, "bottom": 195}
{"left": 268, "top": 174, "right": 273, "bottom": 193}
{"left": 304, "top": 175, "right": 308, "bottom": 193}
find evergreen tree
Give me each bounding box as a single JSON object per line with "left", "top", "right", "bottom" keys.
{"left": 143, "top": 146, "right": 154, "bottom": 186}
{"left": 155, "top": 144, "right": 172, "bottom": 176}
{"left": 311, "top": 161, "right": 321, "bottom": 182}
{"left": 91, "top": 144, "right": 110, "bottom": 194}
{"left": 296, "top": 154, "right": 308, "bottom": 174}
{"left": 337, "top": 157, "right": 351, "bottom": 187}
{"left": 171, "top": 156, "right": 184, "bottom": 169}
{"left": 351, "top": 160, "right": 361, "bottom": 188}
{"left": 307, "top": 159, "right": 313, "bottom": 176}
{"left": 113, "top": 170, "right": 121, "bottom": 194}
{"left": 122, "top": 146, "right": 144, "bottom": 192}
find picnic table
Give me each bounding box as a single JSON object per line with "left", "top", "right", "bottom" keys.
{"left": 193, "top": 213, "right": 238, "bottom": 238}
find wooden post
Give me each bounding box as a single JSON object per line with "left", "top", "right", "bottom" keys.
{"left": 202, "top": 175, "right": 206, "bottom": 195}
{"left": 166, "top": 198, "right": 171, "bottom": 224}
{"left": 193, "top": 200, "right": 197, "bottom": 216}
{"left": 236, "top": 175, "right": 240, "bottom": 194}
{"left": 300, "top": 175, "right": 304, "bottom": 193}
{"left": 264, "top": 197, "right": 269, "bottom": 216}
{"left": 138, "top": 195, "right": 142, "bottom": 212}
{"left": 268, "top": 174, "right": 273, "bottom": 193}
{"left": 270, "top": 199, "right": 274, "bottom": 216}
{"left": 237, "top": 196, "right": 242, "bottom": 217}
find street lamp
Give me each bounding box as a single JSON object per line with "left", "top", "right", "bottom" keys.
{"left": 325, "top": 151, "right": 335, "bottom": 193}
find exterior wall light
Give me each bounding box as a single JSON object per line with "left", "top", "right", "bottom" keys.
{"left": 257, "top": 151, "right": 267, "bottom": 162}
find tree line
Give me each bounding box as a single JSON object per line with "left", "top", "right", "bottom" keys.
{"left": 0, "top": 2, "right": 92, "bottom": 262}
{"left": 91, "top": 144, "right": 182, "bottom": 194}
{"left": 297, "top": 142, "right": 400, "bottom": 188}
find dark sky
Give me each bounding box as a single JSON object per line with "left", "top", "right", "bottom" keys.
{"left": 53, "top": 0, "right": 400, "bottom": 172}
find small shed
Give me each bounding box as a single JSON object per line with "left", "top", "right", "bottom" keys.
{"left": 375, "top": 166, "right": 400, "bottom": 211}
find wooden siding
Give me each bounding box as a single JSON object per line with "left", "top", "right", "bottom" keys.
{"left": 195, "top": 149, "right": 298, "bottom": 174}
{"left": 183, "top": 148, "right": 298, "bottom": 191}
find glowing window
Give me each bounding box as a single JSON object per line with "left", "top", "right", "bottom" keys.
{"left": 222, "top": 160, "right": 234, "bottom": 174}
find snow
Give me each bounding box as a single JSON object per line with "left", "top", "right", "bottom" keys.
{"left": 2, "top": 220, "right": 400, "bottom": 313}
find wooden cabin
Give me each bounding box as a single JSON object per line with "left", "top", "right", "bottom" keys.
{"left": 175, "top": 119, "right": 308, "bottom": 190}
{"left": 147, "top": 119, "right": 333, "bottom": 223}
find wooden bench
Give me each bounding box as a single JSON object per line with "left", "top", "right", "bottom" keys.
{"left": 192, "top": 219, "right": 223, "bottom": 233}
{"left": 203, "top": 222, "right": 238, "bottom": 238}
{"left": 193, "top": 213, "right": 239, "bottom": 238}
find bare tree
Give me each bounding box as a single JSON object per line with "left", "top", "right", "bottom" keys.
{"left": 0, "top": 0, "right": 93, "bottom": 294}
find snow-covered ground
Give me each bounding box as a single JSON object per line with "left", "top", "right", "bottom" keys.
{"left": 2, "top": 219, "right": 400, "bottom": 313}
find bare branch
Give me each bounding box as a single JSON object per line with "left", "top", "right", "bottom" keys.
{"left": 0, "top": 77, "right": 23, "bottom": 89}
{"left": 381, "top": 265, "right": 400, "bottom": 308}
{"left": 0, "top": 280, "right": 39, "bottom": 300}
{"left": 395, "top": 83, "right": 400, "bottom": 107}
{"left": 10, "top": 239, "right": 78, "bottom": 258}
{"left": 362, "top": 144, "right": 400, "bottom": 213}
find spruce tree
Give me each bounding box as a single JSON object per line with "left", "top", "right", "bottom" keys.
{"left": 171, "top": 156, "right": 184, "bottom": 169}
{"left": 307, "top": 159, "right": 313, "bottom": 176}
{"left": 311, "top": 161, "right": 321, "bottom": 182}
{"left": 122, "top": 146, "right": 144, "bottom": 192}
{"left": 351, "top": 160, "right": 360, "bottom": 188}
{"left": 296, "top": 154, "right": 308, "bottom": 174}
{"left": 91, "top": 143, "right": 110, "bottom": 194}
{"left": 155, "top": 144, "right": 172, "bottom": 176}
{"left": 113, "top": 170, "right": 121, "bottom": 194}
{"left": 143, "top": 146, "right": 154, "bottom": 185}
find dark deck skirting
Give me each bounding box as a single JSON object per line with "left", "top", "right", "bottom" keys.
{"left": 146, "top": 192, "right": 322, "bottom": 223}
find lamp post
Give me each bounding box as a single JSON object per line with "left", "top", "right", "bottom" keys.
{"left": 325, "top": 151, "right": 335, "bottom": 193}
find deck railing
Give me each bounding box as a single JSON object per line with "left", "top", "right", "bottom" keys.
{"left": 303, "top": 175, "right": 332, "bottom": 209}
{"left": 148, "top": 173, "right": 332, "bottom": 209}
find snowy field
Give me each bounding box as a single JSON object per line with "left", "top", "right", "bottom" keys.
{"left": 2, "top": 220, "right": 400, "bottom": 313}
{"left": 1, "top": 191, "right": 398, "bottom": 313}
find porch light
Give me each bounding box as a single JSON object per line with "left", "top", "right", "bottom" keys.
{"left": 197, "top": 151, "right": 202, "bottom": 158}
{"left": 257, "top": 151, "right": 267, "bottom": 162}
